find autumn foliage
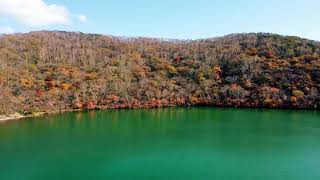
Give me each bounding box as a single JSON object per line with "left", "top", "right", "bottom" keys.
{"left": 1, "top": 31, "right": 320, "bottom": 114}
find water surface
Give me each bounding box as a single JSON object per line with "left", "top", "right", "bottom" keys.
{"left": 0, "top": 107, "right": 320, "bottom": 180}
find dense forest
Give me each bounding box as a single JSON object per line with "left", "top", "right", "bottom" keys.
{"left": 1, "top": 31, "right": 320, "bottom": 115}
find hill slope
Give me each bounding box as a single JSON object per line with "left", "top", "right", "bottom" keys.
{"left": 1, "top": 31, "right": 320, "bottom": 114}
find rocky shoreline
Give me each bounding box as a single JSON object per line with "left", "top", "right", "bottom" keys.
{"left": 0, "top": 113, "right": 27, "bottom": 122}
{"left": 0, "top": 112, "right": 49, "bottom": 122}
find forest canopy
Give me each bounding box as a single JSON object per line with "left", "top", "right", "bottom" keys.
{"left": 1, "top": 31, "right": 320, "bottom": 115}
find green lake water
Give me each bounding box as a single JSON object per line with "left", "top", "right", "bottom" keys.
{"left": 0, "top": 107, "right": 320, "bottom": 180}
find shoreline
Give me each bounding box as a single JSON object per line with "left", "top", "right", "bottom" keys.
{"left": 0, "top": 113, "right": 27, "bottom": 122}
{"left": 0, "top": 103, "right": 318, "bottom": 122}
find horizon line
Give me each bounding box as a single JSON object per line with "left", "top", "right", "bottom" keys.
{"left": 1, "top": 30, "right": 319, "bottom": 42}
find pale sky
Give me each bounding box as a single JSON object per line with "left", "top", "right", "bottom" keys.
{"left": 0, "top": 0, "right": 319, "bottom": 40}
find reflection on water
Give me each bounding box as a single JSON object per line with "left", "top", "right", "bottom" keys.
{"left": 0, "top": 107, "right": 320, "bottom": 180}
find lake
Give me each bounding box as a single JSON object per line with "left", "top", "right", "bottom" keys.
{"left": 0, "top": 107, "right": 320, "bottom": 180}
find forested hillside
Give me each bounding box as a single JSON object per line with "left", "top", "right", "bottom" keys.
{"left": 1, "top": 31, "right": 320, "bottom": 115}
